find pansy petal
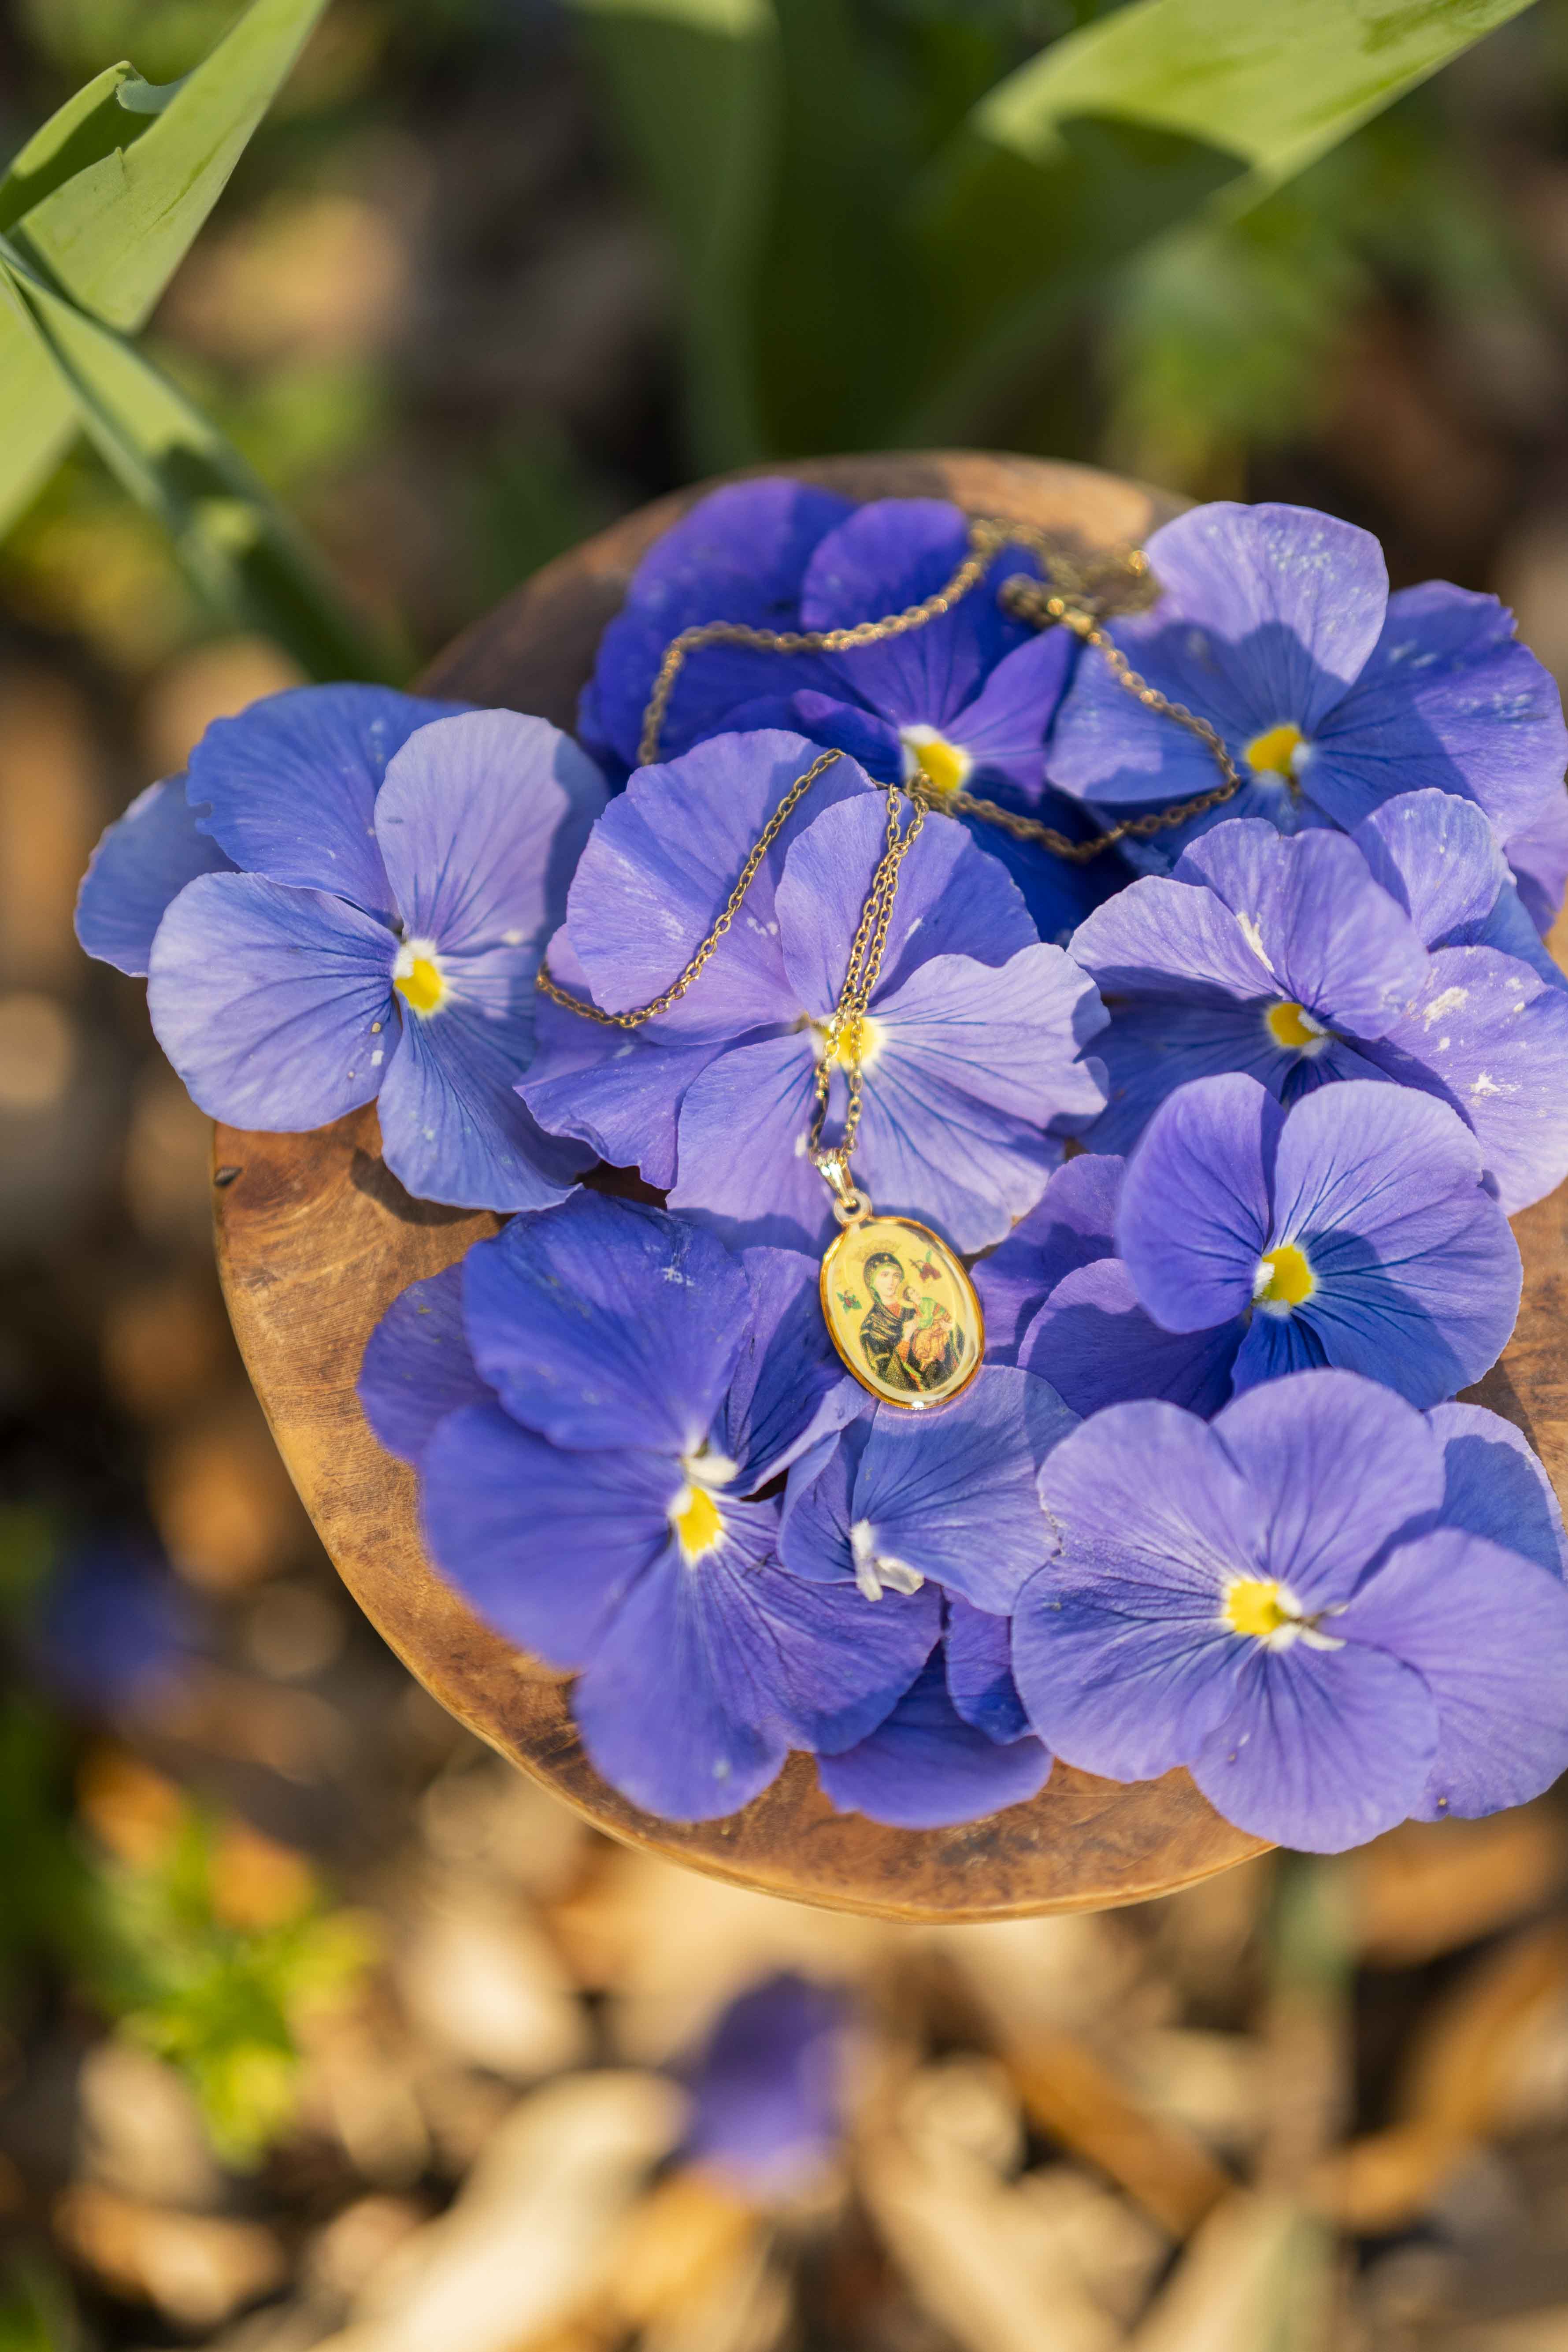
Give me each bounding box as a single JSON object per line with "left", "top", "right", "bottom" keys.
{"left": 850, "top": 1366, "right": 1074, "bottom": 1612}
{"left": 565, "top": 730, "right": 868, "bottom": 1033}
{"left": 816, "top": 1655, "right": 1051, "bottom": 1829}
{"left": 945, "top": 628, "right": 1077, "bottom": 798}
{"left": 1192, "top": 1643, "right": 1435, "bottom": 1853}
{"left": 1506, "top": 784, "right": 1568, "bottom": 937}
{"left": 778, "top": 1413, "right": 873, "bottom": 1586}
{"left": 800, "top": 500, "right": 1031, "bottom": 727}
{"left": 1337, "top": 1528, "right": 1568, "bottom": 1820}
{"left": 1364, "top": 946, "right": 1568, "bottom": 1215}
{"left": 358, "top": 1266, "right": 489, "bottom": 1467}
{"left": 972, "top": 1151, "right": 1122, "bottom": 1363}
{"left": 1117, "top": 1071, "right": 1278, "bottom": 1332}
{"left": 788, "top": 693, "right": 904, "bottom": 782}
{"left": 1173, "top": 821, "right": 1426, "bottom": 1037}
{"left": 585, "top": 479, "right": 853, "bottom": 767}
{"left": 670, "top": 1029, "right": 830, "bottom": 1250}
{"left": 852, "top": 943, "right": 1107, "bottom": 1253}
{"left": 1022, "top": 1259, "right": 1242, "bottom": 1417}
{"left": 421, "top": 1403, "right": 678, "bottom": 1668}
{"left": 374, "top": 710, "right": 605, "bottom": 957}
{"left": 944, "top": 1594, "right": 1031, "bottom": 1742}
{"left": 1210, "top": 1370, "right": 1444, "bottom": 1607}
{"left": 1012, "top": 1575, "right": 1242, "bottom": 1784}
{"left": 1017, "top": 1404, "right": 1270, "bottom": 1778}
{"left": 1311, "top": 583, "right": 1568, "bottom": 842}
{"left": 573, "top": 1542, "right": 939, "bottom": 1820}
{"left": 1353, "top": 789, "right": 1508, "bottom": 949}
{"left": 75, "top": 777, "right": 236, "bottom": 976}
{"left": 1035, "top": 1399, "right": 1264, "bottom": 1599}
{"left": 147, "top": 872, "right": 393, "bottom": 1129}
{"left": 461, "top": 1191, "right": 750, "bottom": 1455}
{"left": 378, "top": 992, "right": 587, "bottom": 1213}
{"left": 1071, "top": 871, "right": 1278, "bottom": 1007}
{"left": 776, "top": 790, "right": 1039, "bottom": 1019}
{"left": 1266, "top": 1080, "right": 1520, "bottom": 1405}
{"left": 187, "top": 685, "right": 467, "bottom": 921}
{"left": 523, "top": 929, "right": 723, "bottom": 1189}
{"left": 1086, "top": 999, "right": 1339, "bottom": 1158}
{"left": 721, "top": 1248, "right": 864, "bottom": 1488}
{"left": 1424, "top": 1401, "right": 1567, "bottom": 1580}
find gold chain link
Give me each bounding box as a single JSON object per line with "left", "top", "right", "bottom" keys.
{"left": 539, "top": 508, "right": 1248, "bottom": 1207}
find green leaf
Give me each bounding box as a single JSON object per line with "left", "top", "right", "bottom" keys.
{"left": 0, "top": 240, "right": 392, "bottom": 682}
{"left": 908, "top": 0, "right": 1539, "bottom": 443}
{"left": 570, "top": 0, "right": 780, "bottom": 468}
{"left": 12, "top": 0, "right": 330, "bottom": 330}
{"left": 0, "top": 0, "right": 329, "bottom": 539}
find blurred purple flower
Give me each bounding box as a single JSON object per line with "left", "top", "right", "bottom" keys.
{"left": 581, "top": 478, "right": 1110, "bottom": 941}
{"left": 521, "top": 731, "right": 1108, "bottom": 1253}
{"left": 1013, "top": 1372, "right": 1568, "bottom": 1850}
{"left": 1048, "top": 504, "right": 1568, "bottom": 915}
{"left": 35, "top": 1541, "right": 194, "bottom": 1716}
{"left": 1068, "top": 797, "right": 1568, "bottom": 1210}
{"left": 358, "top": 1192, "right": 936, "bottom": 1822}
{"left": 77, "top": 687, "right": 606, "bottom": 1212}
{"left": 679, "top": 1973, "right": 847, "bottom": 2198}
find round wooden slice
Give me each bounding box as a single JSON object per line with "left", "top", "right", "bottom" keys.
{"left": 213, "top": 452, "right": 1565, "bottom": 1921}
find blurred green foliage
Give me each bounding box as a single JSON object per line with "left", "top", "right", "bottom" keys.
{"left": 89, "top": 1808, "right": 375, "bottom": 2168}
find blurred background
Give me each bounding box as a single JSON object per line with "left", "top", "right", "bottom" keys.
{"left": 9, "top": 2, "right": 1568, "bottom": 2345}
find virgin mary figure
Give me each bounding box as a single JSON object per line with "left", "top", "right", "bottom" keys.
{"left": 858, "top": 1249, "right": 965, "bottom": 1394}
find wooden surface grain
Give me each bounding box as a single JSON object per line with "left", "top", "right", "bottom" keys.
{"left": 218, "top": 445, "right": 1555, "bottom": 1920}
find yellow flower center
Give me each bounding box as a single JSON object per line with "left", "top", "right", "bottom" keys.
{"left": 900, "top": 727, "right": 972, "bottom": 802}
{"left": 1223, "top": 1577, "right": 1293, "bottom": 1641}
{"left": 671, "top": 1483, "right": 724, "bottom": 1562}
{"left": 1264, "top": 999, "right": 1328, "bottom": 1052}
{"left": 393, "top": 939, "right": 449, "bottom": 1016}
{"left": 1245, "top": 722, "right": 1307, "bottom": 783}
{"left": 1253, "top": 1242, "right": 1315, "bottom": 1313}
{"left": 1221, "top": 1573, "right": 1344, "bottom": 1653}
{"left": 810, "top": 1012, "right": 883, "bottom": 1070}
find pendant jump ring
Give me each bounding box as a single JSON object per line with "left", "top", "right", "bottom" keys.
{"left": 832, "top": 1186, "right": 872, "bottom": 1227}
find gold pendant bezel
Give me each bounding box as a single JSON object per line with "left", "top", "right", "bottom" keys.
{"left": 819, "top": 1213, "right": 984, "bottom": 1413}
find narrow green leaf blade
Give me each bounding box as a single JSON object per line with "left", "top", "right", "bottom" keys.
{"left": 570, "top": 0, "right": 779, "bottom": 468}
{"left": 0, "top": 64, "right": 139, "bottom": 233}
{"left": 0, "top": 243, "right": 393, "bottom": 685}
{"left": 975, "top": 0, "right": 1539, "bottom": 189}
{"left": 14, "top": 0, "right": 331, "bottom": 331}
{"left": 911, "top": 0, "right": 1539, "bottom": 443}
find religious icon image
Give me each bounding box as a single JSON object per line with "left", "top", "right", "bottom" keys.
{"left": 819, "top": 1214, "right": 983, "bottom": 1411}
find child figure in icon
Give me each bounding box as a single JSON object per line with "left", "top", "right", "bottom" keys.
{"left": 860, "top": 1249, "right": 965, "bottom": 1394}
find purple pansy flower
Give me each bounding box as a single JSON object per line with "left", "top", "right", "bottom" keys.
{"left": 77, "top": 686, "right": 606, "bottom": 1212}
{"left": 521, "top": 730, "right": 1108, "bottom": 1253}
{"left": 1013, "top": 1372, "right": 1568, "bottom": 1851}
{"left": 678, "top": 1973, "right": 847, "bottom": 2197}
{"left": 582, "top": 479, "right": 1107, "bottom": 941}
{"left": 358, "top": 1191, "right": 938, "bottom": 1822}
{"left": 1047, "top": 504, "right": 1568, "bottom": 914}
{"left": 776, "top": 1369, "right": 1067, "bottom": 1826}
{"left": 976, "top": 1154, "right": 1242, "bottom": 1421}
{"left": 1105, "top": 1073, "right": 1519, "bottom": 1411}
{"left": 1068, "top": 795, "right": 1568, "bottom": 1210}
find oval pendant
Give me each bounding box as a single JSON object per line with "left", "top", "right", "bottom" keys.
{"left": 820, "top": 1214, "right": 984, "bottom": 1411}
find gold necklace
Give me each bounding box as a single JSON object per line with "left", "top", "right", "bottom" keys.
{"left": 539, "top": 515, "right": 1242, "bottom": 1410}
